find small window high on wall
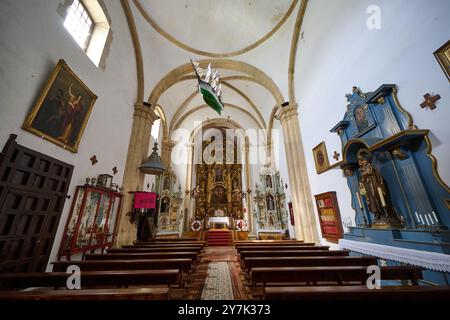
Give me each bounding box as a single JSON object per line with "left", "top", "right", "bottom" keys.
{"left": 63, "top": 0, "right": 111, "bottom": 68}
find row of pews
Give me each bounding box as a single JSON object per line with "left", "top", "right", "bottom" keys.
{"left": 0, "top": 239, "right": 206, "bottom": 300}
{"left": 236, "top": 240, "right": 450, "bottom": 300}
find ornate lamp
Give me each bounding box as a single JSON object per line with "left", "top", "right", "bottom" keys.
{"left": 139, "top": 141, "right": 165, "bottom": 175}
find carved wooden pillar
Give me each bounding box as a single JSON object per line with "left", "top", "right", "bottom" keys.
{"left": 277, "top": 104, "right": 319, "bottom": 242}
{"left": 115, "top": 103, "right": 159, "bottom": 246}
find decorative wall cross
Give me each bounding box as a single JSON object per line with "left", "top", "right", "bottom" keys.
{"left": 112, "top": 166, "right": 118, "bottom": 175}
{"left": 420, "top": 93, "right": 440, "bottom": 110}
{"left": 333, "top": 151, "right": 340, "bottom": 161}
{"left": 90, "top": 155, "right": 98, "bottom": 165}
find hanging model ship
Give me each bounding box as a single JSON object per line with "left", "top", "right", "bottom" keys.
{"left": 190, "top": 59, "right": 224, "bottom": 115}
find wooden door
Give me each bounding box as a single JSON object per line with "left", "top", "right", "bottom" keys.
{"left": 0, "top": 135, "right": 73, "bottom": 273}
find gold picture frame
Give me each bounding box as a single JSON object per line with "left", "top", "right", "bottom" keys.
{"left": 313, "top": 141, "right": 330, "bottom": 174}
{"left": 434, "top": 39, "right": 450, "bottom": 82}
{"left": 22, "top": 59, "right": 97, "bottom": 153}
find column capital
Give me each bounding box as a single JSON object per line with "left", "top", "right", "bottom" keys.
{"left": 134, "top": 102, "right": 159, "bottom": 124}
{"left": 276, "top": 103, "right": 299, "bottom": 125}
{"left": 162, "top": 139, "right": 175, "bottom": 149}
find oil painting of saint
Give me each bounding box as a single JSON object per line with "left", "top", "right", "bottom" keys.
{"left": 22, "top": 59, "right": 97, "bottom": 153}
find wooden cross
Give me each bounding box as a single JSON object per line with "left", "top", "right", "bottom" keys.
{"left": 420, "top": 93, "right": 440, "bottom": 110}
{"left": 90, "top": 155, "right": 98, "bottom": 165}
{"left": 112, "top": 166, "right": 118, "bottom": 175}
{"left": 333, "top": 151, "right": 340, "bottom": 161}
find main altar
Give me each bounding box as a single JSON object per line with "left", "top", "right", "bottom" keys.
{"left": 193, "top": 128, "right": 244, "bottom": 229}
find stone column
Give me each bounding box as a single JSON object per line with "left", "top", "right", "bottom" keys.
{"left": 115, "top": 103, "right": 159, "bottom": 247}
{"left": 277, "top": 104, "right": 319, "bottom": 242}
{"left": 161, "top": 139, "right": 174, "bottom": 168}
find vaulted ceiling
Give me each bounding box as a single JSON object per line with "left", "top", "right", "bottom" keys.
{"left": 123, "top": 0, "right": 307, "bottom": 136}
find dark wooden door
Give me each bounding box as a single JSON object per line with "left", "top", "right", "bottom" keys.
{"left": 0, "top": 134, "right": 73, "bottom": 273}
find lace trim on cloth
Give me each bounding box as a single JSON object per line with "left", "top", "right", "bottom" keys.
{"left": 339, "top": 239, "right": 450, "bottom": 272}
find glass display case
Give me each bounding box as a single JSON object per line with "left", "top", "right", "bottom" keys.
{"left": 59, "top": 185, "right": 122, "bottom": 258}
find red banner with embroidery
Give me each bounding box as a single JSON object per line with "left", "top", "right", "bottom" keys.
{"left": 133, "top": 192, "right": 157, "bottom": 209}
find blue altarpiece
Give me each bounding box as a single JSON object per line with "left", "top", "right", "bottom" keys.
{"left": 329, "top": 85, "right": 450, "bottom": 265}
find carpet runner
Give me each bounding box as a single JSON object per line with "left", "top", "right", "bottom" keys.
{"left": 201, "top": 262, "right": 234, "bottom": 300}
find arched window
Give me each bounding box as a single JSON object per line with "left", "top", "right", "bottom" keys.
{"left": 62, "top": 0, "right": 111, "bottom": 68}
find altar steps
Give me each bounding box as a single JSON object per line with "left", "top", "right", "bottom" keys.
{"left": 206, "top": 230, "right": 233, "bottom": 246}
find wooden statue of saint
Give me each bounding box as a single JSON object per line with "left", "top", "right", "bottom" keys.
{"left": 357, "top": 149, "right": 402, "bottom": 226}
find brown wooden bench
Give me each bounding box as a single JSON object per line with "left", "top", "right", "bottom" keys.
{"left": 108, "top": 247, "right": 203, "bottom": 254}
{"left": 236, "top": 245, "right": 329, "bottom": 253}
{"left": 0, "top": 287, "right": 170, "bottom": 300}
{"left": 0, "top": 270, "right": 180, "bottom": 291}
{"left": 85, "top": 252, "right": 199, "bottom": 264}
{"left": 123, "top": 243, "right": 205, "bottom": 249}
{"left": 234, "top": 240, "right": 307, "bottom": 244}
{"left": 251, "top": 266, "right": 423, "bottom": 292}
{"left": 264, "top": 285, "right": 450, "bottom": 300}
{"left": 242, "top": 256, "right": 378, "bottom": 273}
{"left": 52, "top": 259, "right": 192, "bottom": 273}
{"left": 235, "top": 242, "right": 315, "bottom": 247}
{"left": 240, "top": 250, "right": 349, "bottom": 260}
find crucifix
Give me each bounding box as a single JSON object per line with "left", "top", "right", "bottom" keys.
{"left": 333, "top": 151, "right": 340, "bottom": 161}
{"left": 420, "top": 93, "right": 440, "bottom": 110}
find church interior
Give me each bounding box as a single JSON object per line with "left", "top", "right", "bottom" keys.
{"left": 0, "top": 0, "right": 449, "bottom": 304}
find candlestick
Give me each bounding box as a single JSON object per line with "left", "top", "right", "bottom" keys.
{"left": 355, "top": 192, "right": 363, "bottom": 209}
{"left": 432, "top": 211, "right": 438, "bottom": 222}
{"left": 428, "top": 214, "right": 434, "bottom": 225}
{"left": 415, "top": 212, "right": 420, "bottom": 223}
{"left": 377, "top": 187, "right": 386, "bottom": 207}
{"left": 424, "top": 214, "right": 430, "bottom": 226}
{"left": 419, "top": 214, "right": 425, "bottom": 225}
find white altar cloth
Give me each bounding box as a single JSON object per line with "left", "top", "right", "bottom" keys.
{"left": 208, "top": 217, "right": 230, "bottom": 225}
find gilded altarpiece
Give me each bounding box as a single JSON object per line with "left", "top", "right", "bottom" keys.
{"left": 153, "top": 170, "right": 183, "bottom": 233}
{"left": 194, "top": 138, "right": 243, "bottom": 224}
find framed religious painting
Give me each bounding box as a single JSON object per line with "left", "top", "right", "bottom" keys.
{"left": 22, "top": 59, "right": 97, "bottom": 153}
{"left": 312, "top": 141, "right": 330, "bottom": 174}
{"left": 434, "top": 39, "right": 450, "bottom": 82}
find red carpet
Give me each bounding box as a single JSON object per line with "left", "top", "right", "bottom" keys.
{"left": 206, "top": 230, "right": 232, "bottom": 246}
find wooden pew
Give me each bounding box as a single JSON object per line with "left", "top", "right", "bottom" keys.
{"left": 0, "top": 270, "right": 180, "bottom": 291}
{"left": 242, "top": 256, "right": 378, "bottom": 272}
{"left": 236, "top": 245, "right": 329, "bottom": 253}
{"left": 52, "top": 259, "right": 192, "bottom": 274}
{"left": 240, "top": 250, "right": 349, "bottom": 260}
{"left": 250, "top": 266, "right": 423, "bottom": 292}
{"left": 264, "top": 285, "right": 450, "bottom": 300}
{"left": 235, "top": 242, "right": 315, "bottom": 246}
{"left": 85, "top": 252, "right": 199, "bottom": 264}
{"left": 0, "top": 287, "right": 170, "bottom": 300}
{"left": 123, "top": 243, "right": 205, "bottom": 249}
{"left": 235, "top": 240, "right": 307, "bottom": 244}
{"left": 108, "top": 247, "right": 203, "bottom": 254}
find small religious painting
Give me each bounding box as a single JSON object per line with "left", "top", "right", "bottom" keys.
{"left": 22, "top": 59, "right": 97, "bottom": 153}
{"left": 312, "top": 141, "right": 330, "bottom": 174}
{"left": 354, "top": 105, "right": 369, "bottom": 131}
{"left": 434, "top": 39, "right": 450, "bottom": 81}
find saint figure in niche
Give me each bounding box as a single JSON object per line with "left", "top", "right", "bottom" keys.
{"left": 357, "top": 149, "right": 401, "bottom": 225}
{"left": 266, "top": 195, "right": 275, "bottom": 211}
{"left": 215, "top": 168, "right": 223, "bottom": 182}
